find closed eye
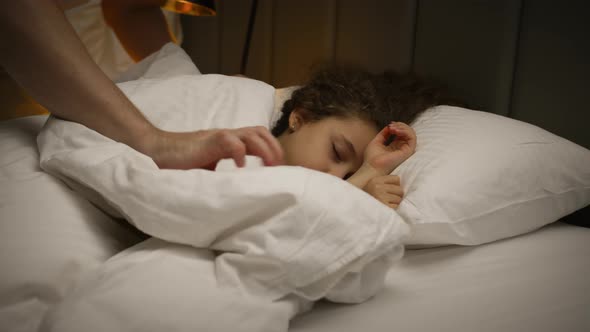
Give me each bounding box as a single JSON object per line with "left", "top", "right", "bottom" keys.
{"left": 332, "top": 143, "right": 342, "bottom": 162}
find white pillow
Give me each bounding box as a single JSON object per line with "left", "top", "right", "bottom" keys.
{"left": 0, "top": 116, "right": 143, "bottom": 332}
{"left": 114, "top": 42, "right": 200, "bottom": 83}
{"left": 393, "top": 106, "right": 590, "bottom": 246}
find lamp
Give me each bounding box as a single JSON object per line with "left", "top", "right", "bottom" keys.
{"left": 162, "top": 0, "right": 259, "bottom": 76}
{"left": 162, "top": 0, "right": 216, "bottom": 16}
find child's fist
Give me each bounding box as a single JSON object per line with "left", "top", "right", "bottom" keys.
{"left": 363, "top": 175, "right": 404, "bottom": 209}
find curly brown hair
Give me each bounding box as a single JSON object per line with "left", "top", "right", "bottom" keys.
{"left": 271, "top": 64, "right": 464, "bottom": 137}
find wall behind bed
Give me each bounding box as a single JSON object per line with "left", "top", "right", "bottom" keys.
{"left": 181, "top": 0, "right": 590, "bottom": 150}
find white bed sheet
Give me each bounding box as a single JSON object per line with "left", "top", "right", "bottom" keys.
{"left": 290, "top": 222, "right": 590, "bottom": 332}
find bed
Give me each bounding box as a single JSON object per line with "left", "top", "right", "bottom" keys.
{"left": 290, "top": 222, "right": 590, "bottom": 332}
{"left": 276, "top": 2, "right": 589, "bottom": 330}
{"left": 1, "top": 1, "right": 589, "bottom": 331}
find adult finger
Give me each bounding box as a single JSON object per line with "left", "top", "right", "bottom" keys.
{"left": 253, "top": 127, "right": 284, "bottom": 165}
{"left": 240, "top": 131, "right": 275, "bottom": 166}
{"left": 215, "top": 130, "right": 247, "bottom": 167}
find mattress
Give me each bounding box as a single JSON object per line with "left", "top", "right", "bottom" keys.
{"left": 290, "top": 222, "right": 590, "bottom": 332}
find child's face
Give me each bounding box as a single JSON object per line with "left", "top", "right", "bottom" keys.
{"left": 277, "top": 112, "right": 377, "bottom": 179}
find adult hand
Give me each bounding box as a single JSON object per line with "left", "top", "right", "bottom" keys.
{"left": 363, "top": 122, "right": 417, "bottom": 176}
{"left": 143, "top": 126, "right": 284, "bottom": 170}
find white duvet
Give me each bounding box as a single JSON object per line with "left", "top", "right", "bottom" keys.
{"left": 30, "top": 44, "right": 409, "bottom": 332}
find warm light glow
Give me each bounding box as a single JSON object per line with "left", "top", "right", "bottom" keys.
{"left": 0, "top": 70, "right": 48, "bottom": 121}
{"left": 162, "top": 0, "right": 216, "bottom": 16}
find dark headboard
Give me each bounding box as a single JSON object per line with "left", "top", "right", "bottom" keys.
{"left": 181, "top": 0, "right": 590, "bottom": 149}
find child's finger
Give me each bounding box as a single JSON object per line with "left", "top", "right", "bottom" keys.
{"left": 386, "top": 186, "right": 404, "bottom": 197}
{"left": 389, "top": 121, "right": 410, "bottom": 128}
{"left": 383, "top": 193, "right": 402, "bottom": 204}
{"left": 388, "top": 124, "right": 417, "bottom": 149}
{"left": 379, "top": 175, "right": 400, "bottom": 185}
{"left": 389, "top": 125, "right": 412, "bottom": 139}
{"left": 373, "top": 125, "right": 394, "bottom": 145}
{"left": 387, "top": 127, "right": 409, "bottom": 140}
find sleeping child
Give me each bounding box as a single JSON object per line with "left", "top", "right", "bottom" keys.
{"left": 269, "top": 64, "right": 461, "bottom": 209}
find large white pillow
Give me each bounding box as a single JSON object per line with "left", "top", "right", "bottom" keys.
{"left": 393, "top": 106, "right": 590, "bottom": 246}
{"left": 114, "top": 42, "right": 200, "bottom": 83}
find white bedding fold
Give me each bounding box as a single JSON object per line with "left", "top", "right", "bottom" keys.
{"left": 38, "top": 114, "right": 408, "bottom": 302}
{"left": 35, "top": 48, "right": 409, "bottom": 331}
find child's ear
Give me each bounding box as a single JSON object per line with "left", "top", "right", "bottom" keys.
{"left": 289, "top": 109, "right": 306, "bottom": 132}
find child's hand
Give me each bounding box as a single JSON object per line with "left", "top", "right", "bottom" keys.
{"left": 363, "top": 122, "right": 417, "bottom": 176}
{"left": 363, "top": 175, "right": 404, "bottom": 209}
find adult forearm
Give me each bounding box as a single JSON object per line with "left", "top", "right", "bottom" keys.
{"left": 0, "top": 0, "right": 155, "bottom": 152}
{"left": 102, "top": 0, "right": 172, "bottom": 62}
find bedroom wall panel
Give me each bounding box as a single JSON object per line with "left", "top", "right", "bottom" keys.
{"left": 243, "top": 0, "right": 275, "bottom": 83}
{"left": 180, "top": 0, "right": 589, "bottom": 150}
{"left": 182, "top": 0, "right": 276, "bottom": 83}
{"left": 412, "top": 0, "right": 522, "bottom": 115}
{"left": 509, "top": 0, "right": 590, "bottom": 149}
{"left": 271, "top": 0, "right": 338, "bottom": 87}
{"left": 180, "top": 1, "right": 222, "bottom": 73}
{"left": 181, "top": 0, "right": 255, "bottom": 75}
{"left": 181, "top": 0, "right": 419, "bottom": 87}
{"left": 217, "top": 0, "right": 258, "bottom": 75}
{"left": 334, "top": 0, "right": 417, "bottom": 74}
